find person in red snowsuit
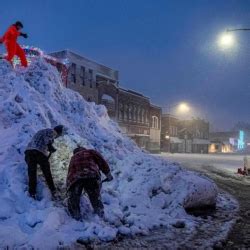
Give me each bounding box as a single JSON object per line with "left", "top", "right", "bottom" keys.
{"left": 0, "top": 21, "right": 28, "bottom": 67}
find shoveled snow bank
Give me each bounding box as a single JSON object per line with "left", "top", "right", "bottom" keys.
{"left": 0, "top": 59, "right": 218, "bottom": 248}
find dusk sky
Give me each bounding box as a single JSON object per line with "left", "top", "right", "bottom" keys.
{"left": 0, "top": 0, "right": 249, "bottom": 131}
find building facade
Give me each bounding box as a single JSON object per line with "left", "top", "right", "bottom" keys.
{"left": 161, "top": 114, "right": 210, "bottom": 153}
{"left": 180, "top": 119, "right": 210, "bottom": 153}
{"left": 161, "top": 114, "right": 182, "bottom": 152}
{"left": 209, "top": 130, "right": 250, "bottom": 153}
{"left": 50, "top": 50, "right": 161, "bottom": 152}
{"left": 50, "top": 50, "right": 119, "bottom": 103}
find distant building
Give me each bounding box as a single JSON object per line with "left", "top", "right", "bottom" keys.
{"left": 209, "top": 130, "right": 250, "bottom": 153}
{"left": 161, "top": 114, "right": 181, "bottom": 152}
{"left": 161, "top": 114, "right": 210, "bottom": 153}
{"left": 50, "top": 50, "right": 161, "bottom": 152}
{"left": 180, "top": 118, "right": 210, "bottom": 153}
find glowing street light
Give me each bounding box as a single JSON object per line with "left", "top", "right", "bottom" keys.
{"left": 165, "top": 102, "right": 191, "bottom": 116}
{"left": 177, "top": 102, "right": 190, "bottom": 113}
{"left": 217, "top": 28, "right": 250, "bottom": 51}
{"left": 217, "top": 32, "right": 235, "bottom": 49}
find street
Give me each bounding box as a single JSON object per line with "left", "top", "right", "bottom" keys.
{"left": 160, "top": 153, "right": 250, "bottom": 248}
{"left": 161, "top": 153, "right": 247, "bottom": 174}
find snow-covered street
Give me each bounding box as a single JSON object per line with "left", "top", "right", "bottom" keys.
{"left": 159, "top": 153, "right": 250, "bottom": 248}
{"left": 160, "top": 153, "right": 248, "bottom": 175}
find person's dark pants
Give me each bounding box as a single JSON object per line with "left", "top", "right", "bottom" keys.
{"left": 68, "top": 178, "right": 104, "bottom": 220}
{"left": 25, "top": 150, "right": 56, "bottom": 196}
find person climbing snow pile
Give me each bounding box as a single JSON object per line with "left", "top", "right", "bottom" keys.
{"left": 25, "top": 125, "right": 64, "bottom": 199}
{"left": 67, "top": 147, "right": 113, "bottom": 221}
{"left": 0, "top": 21, "right": 28, "bottom": 67}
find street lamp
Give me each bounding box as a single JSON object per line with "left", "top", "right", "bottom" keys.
{"left": 166, "top": 102, "right": 191, "bottom": 114}
{"left": 217, "top": 28, "right": 250, "bottom": 50}
{"left": 218, "top": 32, "right": 235, "bottom": 49}
{"left": 178, "top": 102, "right": 190, "bottom": 113}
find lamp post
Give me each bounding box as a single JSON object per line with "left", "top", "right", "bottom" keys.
{"left": 217, "top": 28, "right": 250, "bottom": 50}
{"left": 226, "top": 28, "right": 250, "bottom": 32}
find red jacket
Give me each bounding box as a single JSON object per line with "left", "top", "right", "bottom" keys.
{"left": 0, "top": 25, "right": 20, "bottom": 44}
{"left": 67, "top": 149, "right": 111, "bottom": 189}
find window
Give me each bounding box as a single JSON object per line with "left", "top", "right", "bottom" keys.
{"left": 133, "top": 106, "right": 137, "bottom": 121}
{"left": 124, "top": 104, "right": 128, "bottom": 120}
{"left": 137, "top": 107, "right": 141, "bottom": 122}
{"left": 71, "top": 63, "right": 76, "bottom": 83}
{"left": 89, "top": 69, "right": 93, "bottom": 88}
{"left": 80, "top": 66, "right": 85, "bottom": 85}
{"left": 119, "top": 103, "right": 124, "bottom": 120}
{"left": 152, "top": 116, "right": 159, "bottom": 129}
{"left": 129, "top": 104, "right": 132, "bottom": 120}
{"left": 145, "top": 110, "right": 149, "bottom": 123}
{"left": 170, "top": 126, "right": 178, "bottom": 136}
{"left": 142, "top": 109, "right": 145, "bottom": 123}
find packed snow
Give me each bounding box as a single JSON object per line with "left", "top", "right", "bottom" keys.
{"left": 0, "top": 59, "right": 220, "bottom": 248}
{"left": 161, "top": 153, "right": 249, "bottom": 174}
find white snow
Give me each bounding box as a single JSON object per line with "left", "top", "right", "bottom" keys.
{"left": 161, "top": 153, "right": 249, "bottom": 174}
{"left": 0, "top": 59, "right": 220, "bottom": 248}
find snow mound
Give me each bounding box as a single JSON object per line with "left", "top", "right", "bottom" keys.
{"left": 0, "top": 59, "right": 218, "bottom": 248}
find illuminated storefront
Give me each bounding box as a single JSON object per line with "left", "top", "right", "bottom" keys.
{"left": 209, "top": 130, "right": 250, "bottom": 153}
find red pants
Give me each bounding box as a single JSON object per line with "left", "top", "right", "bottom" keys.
{"left": 4, "top": 42, "right": 28, "bottom": 67}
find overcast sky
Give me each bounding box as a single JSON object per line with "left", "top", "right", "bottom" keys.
{"left": 0, "top": 0, "right": 249, "bottom": 131}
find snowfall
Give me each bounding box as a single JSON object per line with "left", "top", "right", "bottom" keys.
{"left": 0, "top": 59, "right": 234, "bottom": 248}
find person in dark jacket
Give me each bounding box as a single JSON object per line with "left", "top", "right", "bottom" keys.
{"left": 25, "top": 125, "right": 64, "bottom": 199}
{"left": 67, "top": 147, "right": 113, "bottom": 220}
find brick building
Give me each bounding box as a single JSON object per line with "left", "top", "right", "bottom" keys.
{"left": 161, "top": 114, "right": 181, "bottom": 152}
{"left": 180, "top": 118, "right": 210, "bottom": 153}
{"left": 50, "top": 50, "right": 161, "bottom": 152}
{"left": 161, "top": 114, "right": 210, "bottom": 153}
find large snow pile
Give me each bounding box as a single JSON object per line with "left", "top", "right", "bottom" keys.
{"left": 0, "top": 59, "right": 218, "bottom": 248}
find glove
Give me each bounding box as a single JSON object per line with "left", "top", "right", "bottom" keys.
{"left": 106, "top": 172, "right": 113, "bottom": 182}
{"left": 48, "top": 143, "right": 57, "bottom": 153}
{"left": 20, "top": 33, "right": 28, "bottom": 39}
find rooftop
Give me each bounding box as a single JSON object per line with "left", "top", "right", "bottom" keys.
{"left": 49, "top": 49, "right": 119, "bottom": 73}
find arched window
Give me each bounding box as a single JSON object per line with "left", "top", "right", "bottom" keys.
{"left": 152, "top": 116, "right": 159, "bottom": 129}
{"left": 101, "top": 94, "right": 115, "bottom": 102}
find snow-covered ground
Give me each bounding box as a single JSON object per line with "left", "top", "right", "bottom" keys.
{"left": 160, "top": 153, "right": 248, "bottom": 174}
{"left": 0, "top": 59, "right": 232, "bottom": 248}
